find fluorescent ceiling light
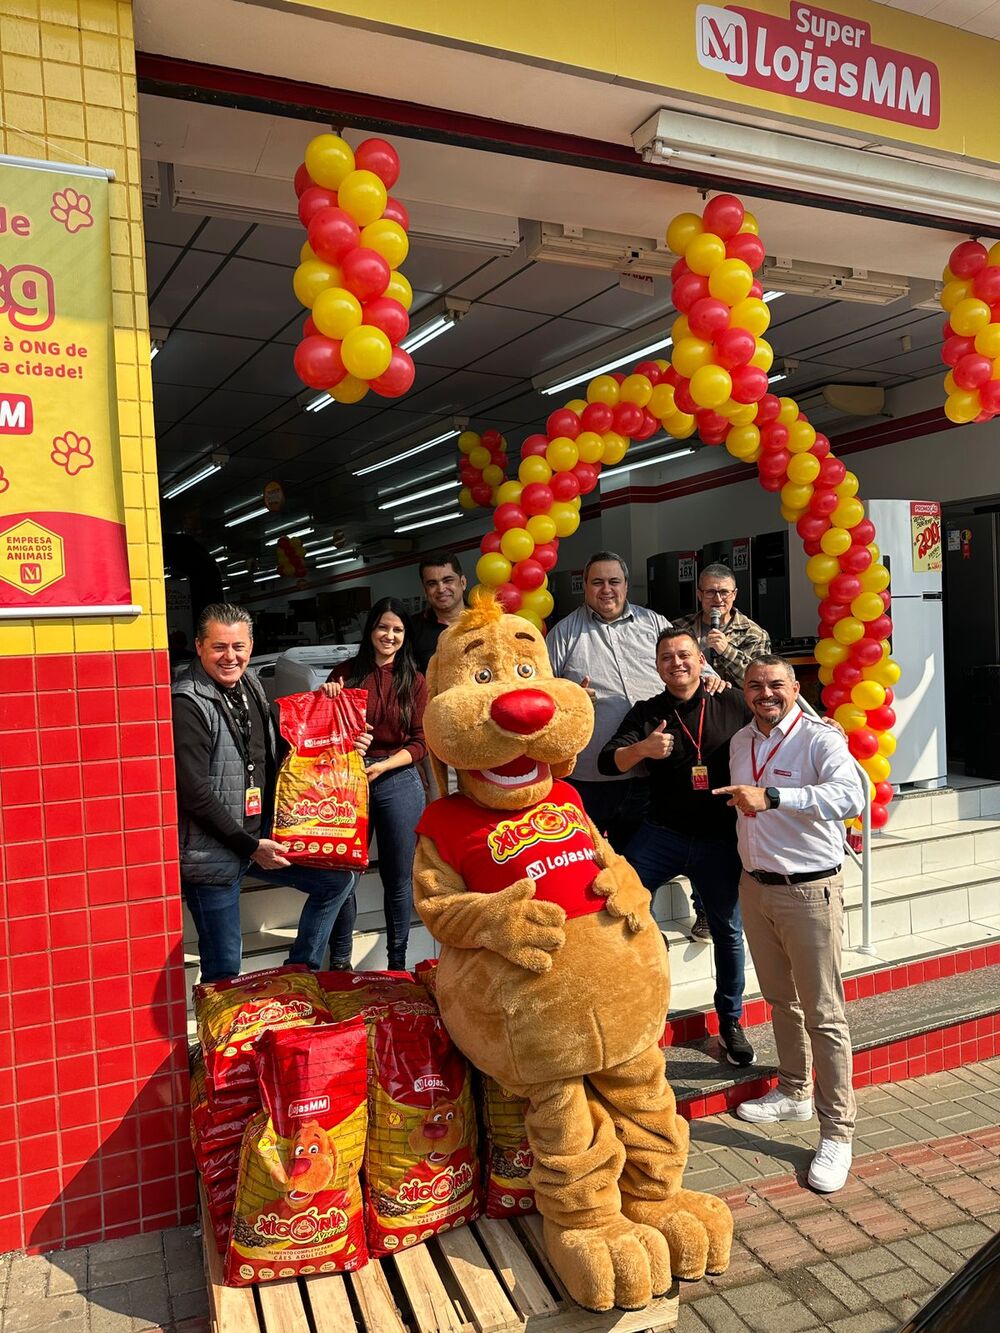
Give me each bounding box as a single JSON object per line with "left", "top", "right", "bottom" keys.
{"left": 768, "top": 371, "right": 787, "bottom": 385}
{"left": 265, "top": 525, "right": 314, "bottom": 546}
{"left": 227, "top": 566, "right": 248, "bottom": 576}
{"left": 353, "top": 428, "right": 460, "bottom": 477}
{"left": 214, "top": 555, "right": 227, "bottom": 563}
{"left": 210, "top": 545, "right": 226, "bottom": 554}
{"left": 615, "top": 446, "right": 695, "bottom": 476}
{"left": 266, "top": 516, "right": 310, "bottom": 535}
{"left": 224, "top": 505, "right": 269, "bottom": 528}
{"left": 395, "top": 508, "right": 463, "bottom": 533}
{"left": 309, "top": 545, "right": 356, "bottom": 559}
{"left": 304, "top": 391, "right": 333, "bottom": 413}
{"left": 378, "top": 479, "right": 461, "bottom": 511}
{"left": 763, "top": 290, "right": 784, "bottom": 303}
{"left": 539, "top": 335, "right": 674, "bottom": 397}
{"left": 225, "top": 496, "right": 264, "bottom": 515}
{"left": 162, "top": 453, "right": 226, "bottom": 501}
{"left": 377, "top": 463, "right": 455, "bottom": 497}
{"left": 316, "top": 556, "right": 358, "bottom": 570}
{"left": 255, "top": 572, "right": 281, "bottom": 583}
{"left": 151, "top": 339, "right": 163, "bottom": 361}
{"left": 401, "top": 299, "right": 471, "bottom": 355}
{"left": 393, "top": 497, "right": 462, "bottom": 522}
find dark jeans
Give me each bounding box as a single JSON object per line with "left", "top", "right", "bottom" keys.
{"left": 570, "top": 777, "right": 651, "bottom": 854}
{"left": 330, "top": 764, "right": 426, "bottom": 970}
{"left": 625, "top": 822, "right": 745, "bottom": 1023}
{"left": 183, "top": 861, "right": 357, "bottom": 984}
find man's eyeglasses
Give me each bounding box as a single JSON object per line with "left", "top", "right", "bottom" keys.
{"left": 700, "top": 588, "right": 735, "bottom": 599}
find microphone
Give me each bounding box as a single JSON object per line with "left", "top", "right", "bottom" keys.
{"left": 710, "top": 608, "right": 722, "bottom": 631}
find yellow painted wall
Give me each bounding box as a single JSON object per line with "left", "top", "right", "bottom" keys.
{"left": 0, "top": 0, "right": 165, "bottom": 656}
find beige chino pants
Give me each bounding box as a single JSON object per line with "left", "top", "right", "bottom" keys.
{"left": 739, "top": 870, "right": 856, "bottom": 1141}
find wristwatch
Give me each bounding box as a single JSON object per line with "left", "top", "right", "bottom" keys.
{"left": 765, "top": 786, "right": 781, "bottom": 809}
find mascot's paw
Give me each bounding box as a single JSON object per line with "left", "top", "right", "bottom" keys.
{"left": 591, "top": 865, "right": 652, "bottom": 934}
{"left": 542, "top": 1215, "right": 671, "bottom": 1312}
{"left": 622, "top": 1190, "right": 733, "bottom": 1280}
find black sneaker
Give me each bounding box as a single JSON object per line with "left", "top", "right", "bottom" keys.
{"left": 718, "top": 1019, "right": 755, "bottom": 1068}
{"left": 691, "top": 911, "right": 712, "bottom": 942}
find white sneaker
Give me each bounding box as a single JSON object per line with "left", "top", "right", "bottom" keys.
{"left": 735, "top": 1087, "right": 814, "bottom": 1124}
{"left": 808, "top": 1138, "right": 852, "bottom": 1193}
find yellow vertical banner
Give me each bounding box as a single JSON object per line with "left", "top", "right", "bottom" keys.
{"left": 0, "top": 157, "right": 137, "bottom": 617}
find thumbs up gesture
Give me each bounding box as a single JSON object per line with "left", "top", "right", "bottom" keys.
{"left": 641, "top": 719, "right": 675, "bottom": 760}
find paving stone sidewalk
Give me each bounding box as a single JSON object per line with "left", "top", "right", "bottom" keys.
{"left": 2, "top": 1059, "right": 999, "bottom": 1331}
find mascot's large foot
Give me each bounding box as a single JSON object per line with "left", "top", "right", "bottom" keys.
{"left": 542, "top": 1215, "right": 671, "bottom": 1313}
{"left": 622, "top": 1190, "right": 733, "bottom": 1280}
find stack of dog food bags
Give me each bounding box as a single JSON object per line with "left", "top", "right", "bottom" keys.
{"left": 318, "top": 969, "right": 438, "bottom": 1027}
{"left": 480, "top": 1077, "right": 535, "bottom": 1218}
{"left": 226, "top": 1020, "right": 369, "bottom": 1285}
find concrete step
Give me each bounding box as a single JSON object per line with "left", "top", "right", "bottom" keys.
{"left": 886, "top": 777, "right": 1000, "bottom": 830}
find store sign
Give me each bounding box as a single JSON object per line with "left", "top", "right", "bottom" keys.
{"left": 695, "top": 3, "right": 939, "bottom": 129}
{"left": 678, "top": 552, "right": 697, "bottom": 582}
{"left": 0, "top": 158, "right": 132, "bottom": 614}
{"left": 731, "top": 537, "right": 750, "bottom": 571}
{"left": 910, "top": 501, "right": 942, "bottom": 574}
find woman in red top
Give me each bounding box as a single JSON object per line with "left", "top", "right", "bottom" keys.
{"left": 323, "top": 597, "right": 427, "bottom": 971}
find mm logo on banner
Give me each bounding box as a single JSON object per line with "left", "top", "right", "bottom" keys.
{"left": 695, "top": 2, "right": 940, "bottom": 129}
{"left": 0, "top": 392, "right": 32, "bottom": 434}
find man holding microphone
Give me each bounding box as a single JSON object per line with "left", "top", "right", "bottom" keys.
{"left": 673, "top": 563, "right": 770, "bottom": 687}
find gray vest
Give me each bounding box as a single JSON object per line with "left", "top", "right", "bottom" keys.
{"left": 172, "top": 663, "right": 277, "bottom": 886}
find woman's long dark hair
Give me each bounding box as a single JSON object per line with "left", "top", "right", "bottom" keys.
{"left": 347, "top": 596, "right": 420, "bottom": 730}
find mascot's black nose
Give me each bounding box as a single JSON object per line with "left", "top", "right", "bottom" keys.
{"left": 490, "top": 689, "right": 556, "bottom": 735}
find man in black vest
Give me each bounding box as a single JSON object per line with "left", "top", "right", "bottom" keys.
{"left": 172, "top": 603, "right": 365, "bottom": 982}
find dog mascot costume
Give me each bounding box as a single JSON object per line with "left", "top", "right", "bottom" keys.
{"left": 413, "top": 592, "right": 732, "bottom": 1313}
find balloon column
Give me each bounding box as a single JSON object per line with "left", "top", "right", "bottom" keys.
{"left": 457, "top": 429, "right": 510, "bottom": 509}
{"left": 939, "top": 238, "right": 1000, "bottom": 425}
{"left": 276, "top": 535, "right": 307, "bottom": 580}
{"left": 291, "top": 134, "right": 416, "bottom": 404}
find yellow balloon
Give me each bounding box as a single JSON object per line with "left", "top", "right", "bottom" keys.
{"left": 500, "top": 527, "right": 535, "bottom": 563}
{"left": 708, "top": 258, "right": 754, "bottom": 305}
{"left": 940, "top": 277, "right": 973, "bottom": 312}
{"left": 749, "top": 339, "right": 774, "bottom": 373}
{"left": 566, "top": 397, "right": 587, "bottom": 414}
{"left": 292, "top": 259, "right": 339, "bottom": 308}
{"left": 729, "top": 298, "right": 771, "bottom": 336}
{"left": 360, "top": 219, "right": 409, "bottom": 269}
{"left": 312, "top": 286, "right": 363, "bottom": 340}
{"left": 835, "top": 472, "right": 860, "bottom": 498}
{"left": 477, "top": 553, "right": 512, "bottom": 587}
{"left": 686, "top": 231, "right": 727, "bottom": 275}
{"left": 518, "top": 456, "right": 552, "bottom": 485}
{"left": 729, "top": 403, "right": 759, "bottom": 427}
{"left": 862, "top": 754, "right": 891, "bottom": 783}
{"left": 664, "top": 411, "right": 697, "bottom": 437}
{"left": 780, "top": 504, "right": 803, "bottom": 523}
{"left": 817, "top": 665, "right": 836, "bottom": 686}
{"left": 496, "top": 480, "right": 523, "bottom": 506}
{"left": 973, "top": 324, "right": 1000, "bottom": 358}
{"left": 330, "top": 374, "right": 368, "bottom": 404}
{"left": 570, "top": 496, "right": 582, "bottom": 511}
{"left": 576, "top": 431, "right": 605, "bottom": 464}
{"left": 458, "top": 486, "right": 475, "bottom": 510}
{"left": 690, "top": 364, "right": 733, "bottom": 409}
{"left": 815, "top": 637, "right": 849, "bottom": 666}
{"left": 468, "top": 446, "right": 491, "bottom": 469}
{"left": 831, "top": 498, "right": 865, "bottom": 530}
{"left": 666, "top": 211, "right": 704, "bottom": 255}
{"left": 340, "top": 324, "right": 392, "bottom": 380}
{"left": 781, "top": 481, "right": 813, "bottom": 510}
{"left": 851, "top": 592, "right": 885, "bottom": 622}
{"left": 787, "top": 419, "right": 817, "bottom": 454}
{"left": 877, "top": 731, "right": 897, "bottom": 757}
{"left": 778, "top": 397, "right": 800, "bottom": 426}
{"left": 812, "top": 582, "right": 830, "bottom": 600}
{"left": 521, "top": 587, "right": 555, "bottom": 619}
{"left": 806, "top": 553, "right": 840, "bottom": 584}
{"left": 550, "top": 502, "right": 580, "bottom": 537}
{"left": 458, "top": 430, "right": 480, "bottom": 455}
{"left": 868, "top": 542, "right": 881, "bottom": 562}
{"left": 950, "top": 297, "right": 992, "bottom": 337}
{"left": 943, "top": 370, "right": 958, "bottom": 396}
{"left": 818, "top": 527, "right": 850, "bottom": 558}
{"left": 587, "top": 374, "right": 620, "bottom": 406}
{"left": 834, "top": 704, "right": 867, "bottom": 731}
{"left": 672, "top": 337, "right": 715, "bottom": 379}
{"left": 865, "top": 658, "right": 901, "bottom": 687}
{"left": 851, "top": 680, "right": 886, "bottom": 710}
{"left": 859, "top": 563, "right": 890, "bottom": 593}
{"left": 300, "top": 240, "right": 317, "bottom": 263}
{"left": 546, "top": 437, "right": 579, "bottom": 472}
{"left": 740, "top": 211, "right": 759, "bottom": 236}
{"left": 517, "top": 609, "right": 544, "bottom": 631}
{"left": 726, "top": 425, "right": 760, "bottom": 458}
{"left": 671, "top": 315, "right": 692, "bottom": 344}
{"left": 989, "top": 241, "right": 1000, "bottom": 266}
{"left": 621, "top": 374, "right": 653, "bottom": 407}
{"left": 944, "top": 390, "right": 980, "bottom": 424}
{"left": 648, "top": 384, "right": 676, "bottom": 418}
{"left": 527, "top": 514, "right": 557, "bottom": 545}
{"left": 788, "top": 453, "right": 820, "bottom": 485}
{"left": 338, "top": 169, "right": 388, "bottom": 226}
{"left": 482, "top": 464, "right": 504, "bottom": 487}
{"left": 304, "top": 133, "right": 355, "bottom": 190}
{"left": 601, "top": 432, "right": 629, "bottom": 465}
{"left": 384, "top": 270, "right": 413, "bottom": 310}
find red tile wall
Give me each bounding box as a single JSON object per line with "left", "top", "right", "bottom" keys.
{"left": 0, "top": 650, "right": 193, "bottom": 1254}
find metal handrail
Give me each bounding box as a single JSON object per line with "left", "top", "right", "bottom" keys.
{"left": 798, "top": 697, "right": 876, "bottom": 956}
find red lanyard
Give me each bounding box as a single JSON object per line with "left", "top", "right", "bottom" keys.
{"left": 751, "top": 709, "right": 803, "bottom": 784}
{"left": 674, "top": 698, "right": 707, "bottom": 764}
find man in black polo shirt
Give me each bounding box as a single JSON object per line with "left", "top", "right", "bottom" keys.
{"left": 599, "top": 628, "right": 754, "bottom": 1066}
{"left": 410, "top": 550, "right": 467, "bottom": 673}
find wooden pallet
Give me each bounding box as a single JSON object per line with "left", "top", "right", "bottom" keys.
{"left": 201, "top": 1191, "right": 678, "bottom": 1333}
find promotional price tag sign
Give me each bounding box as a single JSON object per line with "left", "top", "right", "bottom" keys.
{"left": 910, "top": 501, "right": 942, "bottom": 573}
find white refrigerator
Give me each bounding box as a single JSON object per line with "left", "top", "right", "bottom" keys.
{"left": 867, "top": 499, "right": 947, "bottom": 790}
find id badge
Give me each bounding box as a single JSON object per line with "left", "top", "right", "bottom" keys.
{"left": 690, "top": 765, "right": 709, "bottom": 791}
{"left": 244, "top": 786, "right": 262, "bottom": 818}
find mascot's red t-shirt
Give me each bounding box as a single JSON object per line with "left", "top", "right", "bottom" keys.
{"left": 416, "top": 780, "right": 603, "bottom": 919}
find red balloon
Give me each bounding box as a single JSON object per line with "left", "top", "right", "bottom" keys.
{"left": 749, "top": 280, "right": 764, "bottom": 300}
{"left": 611, "top": 372, "right": 626, "bottom": 383}
{"left": 819, "top": 600, "right": 850, "bottom": 626}
{"left": 459, "top": 463, "right": 477, "bottom": 486}
{"left": 880, "top": 590, "right": 892, "bottom": 611}
{"left": 809, "top": 487, "right": 839, "bottom": 517}
{"left": 362, "top": 296, "right": 409, "bottom": 345}
{"left": 973, "top": 265, "right": 1000, "bottom": 304}
{"left": 341, "top": 246, "right": 391, "bottom": 301}
{"left": 942, "top": 334, "right": 976, "bottom": 368}
{"left": 481, "top": 429, "right": 504, "bottom": 449}
{"left": 688, "top": 297, "right": 731, "bottom": 340}
{"left": 867, "top": 614, "right": 893, "bottom": 642}
{"left": 521, "top": 483, "right": 555, "bottom": 515}
{"left": 848, "top": 727, "right": 879, "bottom": 761}
{"left": 954, "top": 353, "right": 993, "bottom": 390}
{"left": 634, "top": 360, "right": 663, "bottom": 384}
{"left": 804, "top": 540, "right": 822, "bottom": 557}
{"left": 494, "top": 503, "right": 527, "bottom": 533}
{"left": 696, "top": 409, "right": 729, "bottom": 436}
{"left": 850, "top": 638, "right": 883, "bottom": 667}
{"left": 796, "top": 514, "right": 828, "bottom": 543}
{"left": 703, "top": 193, "right": 745, "bottom": 240}
{"left": 612, "top": 401, "right": 644, "bottom": 436}
{"left": 581, "top": 402, "right": 613, "bottom": 433}
{"left": 829, "top": 573, "right": 862, "bottom": 602}
{"left": 949, "top": 240, "right": 988, "bottom": 279}
{"left": 725, "top": 233, "right": 765, "bottom": 270}
{"left": 369, "top": 346, "right": 415, "bottom": 397}
{"left": 521, "top": 433, "right": 550, "bottom": 458}
{"left": 759, "top": 473, "right": 784, "bottom": 493}
{"left": 303, "top": 315, "right": 318, "bottom": 338}
{"left": 354, "top": 137, "right": 401, "bottom": 189}
{"left": 634, "top": 409, "right": 659, "bottom": 441}
{"left": 832, "top": 663, "right": 862, "bottom": 690}
{"left": 980, "top": 379, "right": 1000, "bottom": 413}
{"left": 714, "top": 326, "right": 757, "bottom": 370}
{"left": 869, "top": 802, "right": 890, "bottom": 829}
{"left": 674, "top": 380, "right": 697, "bottom": 414}
{"left": 883, "top": 689, "right": 894, "bottom": 706}
{"left": 662, "top": 366, "right": 682, "bottom": 388}
{"left": 471, "top": 481, "right": 493, "bottom": 505}
{"left": 839, "top": 545, "right": 873, "bottom": 574}
{"left": 511, "top": 558, "right": 546, "bottom": 591}
{"left": 671, "top": 257, "right": 690, "bottom": 282}
{"left": 672, "top": 271, "right": 710, "bottom": 313}
{"left": 382, "top": 196, "right": 410, "bottom": 230}
{"left": 551, "top": 471, "right": 581, "bottom": 501}
{"left": 480, "top": 531, "right": 502, "bottom": 555}
{"left": 573, "top": 462, "right": 600, "bottom": 494}
{"left": 756, "top": 394, "right": 781, "bottom": 424}
{"left": 851, "top": 518, "right": 876, "bottom": 546}
{"left": 822, "top": 685, "right": 851, "bottom": 710}
{"left": 811, "top": 434, "right": 831, "bottom": 459}
{"left": 760, "top": 448, "right": 791, "bottom": 479}
{"left": 297, "top": 185, "right": 339, "bottom": 228}
{"left": 875, "top": 781, "right": 894, "bottom": 805}
{"left": 818, "top": 456, "right": 846, "bottom": 486}
{"left": 730, "top": 365, "right": 769, "bottom": 403}
{"left": 942, "top": 319, "right": 954, "bottom": 339}
{"left": 293, "top": 163, "right": 313, "bottom": 198}
{"left": 546, "top": 408, "right": 580, "bottom": 440}
{"left": 760, "top": 422, "right": 789, "bottom": 450}
{"left": 494, "top": 582, "right": 522, "bottom": 613}
{"left": 867, "top": 704, "right": 896, "bottom": 731}
{"left": 533, "top": 541, "right": 559, "bottom": 571}
{"left": 294, "top": 335, "right": 346, "bottom": 390}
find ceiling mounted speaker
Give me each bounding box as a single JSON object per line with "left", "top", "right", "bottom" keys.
{"left": 821, "top": 385, "right": 886, "bottom": 416}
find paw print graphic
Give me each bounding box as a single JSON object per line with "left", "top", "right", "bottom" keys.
{"left": 51, "top": 431, "right": 94, "bottom": 476}
{"left": 50, "top": 188, "right": 93, "bottom": 235}
{"left": 0, "top": 467, "right": 8, "bottom": 495}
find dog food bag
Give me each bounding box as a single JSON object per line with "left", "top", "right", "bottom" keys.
{"left": 204, "top": 1172, "right": 239, "bottom": 1254}
{"left": 195, "top": 965, "right": 333, "bottom": 1099}
{"left": 412, "top": 958, "right": 439, "bottom": 1001}
{"left": 481, "top": 1077, "right": 535, "bottom": 1218}
{"left": 365, "top": 1010, "right": 480, "bottom": 1257}
{"left": 317, "top": 970, "right": 437, "bottom": 1028}
{"left": 225, "top": 1019, "right": 369, "bottom": 1286}
{"left": 272, "top": 689, "right": 369, "bottom": 870}
{"left": 190, "top": 1048, "right": 259, "bottom": 1154}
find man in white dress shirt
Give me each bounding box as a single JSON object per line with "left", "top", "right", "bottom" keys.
{"left": 713, "top": 655, "right": 866, "bottom": 1194}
